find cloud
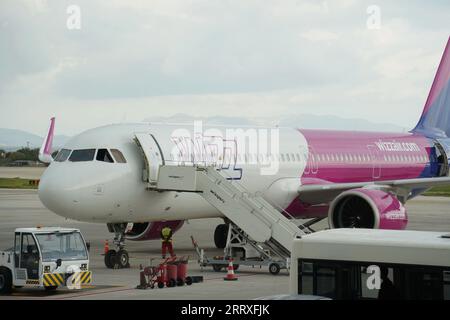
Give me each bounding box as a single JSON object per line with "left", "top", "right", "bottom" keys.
{"left": 0, "top": 0, "right": 448, "bottom": 136}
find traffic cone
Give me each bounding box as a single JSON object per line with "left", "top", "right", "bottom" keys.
{"left": 224, "top": 259, "right": 238, "bottom": 281}
{"left": 104, "top": 240, "right": 109, "bottom": 255}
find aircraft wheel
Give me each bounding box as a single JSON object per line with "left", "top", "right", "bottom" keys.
{"left": 117, "top": 250, "right": 130, "bottom": 268}
{"left": 104, "top": 250, "right": 117, "bottom": 269}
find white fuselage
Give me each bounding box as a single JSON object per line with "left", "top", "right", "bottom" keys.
{"left": 38, "top": 123, "right": 308, "bottom": 223}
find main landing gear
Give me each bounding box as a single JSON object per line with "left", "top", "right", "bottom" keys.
{"left": 105, "top": 223, "right": 131, "bottom": 269}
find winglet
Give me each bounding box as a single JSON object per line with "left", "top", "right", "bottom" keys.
{"left": 39, "top": 117, "right": 56, "bottom": 163}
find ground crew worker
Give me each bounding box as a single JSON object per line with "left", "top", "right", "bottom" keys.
{"left": 161, "top": 226, "right": 175, "bottom": 258}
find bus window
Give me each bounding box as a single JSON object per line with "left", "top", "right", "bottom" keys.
{"left": 406, "top": 268, "right": 444, "bottom": 300}
{"left": 338, "top": 265, "right": 359, "bottom": 300}
{"left": 315, "top": 265, "right": 336, "bottom": 299}
{"left": 298, "top": 262, "right": 314, "bottom": 295}
{"left": 360, "top": 266, "right": 398, "bottom": 300}
{"left": 361, "top": 266, "right": 380, "bottom": 299}
{"left": 444, "top": 271, "right": 450, "bottom": 300}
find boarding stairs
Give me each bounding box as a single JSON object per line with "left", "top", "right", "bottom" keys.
{"left": 149, "top": 165, "right": 307, "bottom": 258}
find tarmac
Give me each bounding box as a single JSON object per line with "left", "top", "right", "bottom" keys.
{"left": 0, "top": 167, "right": 450, "bottom": 300}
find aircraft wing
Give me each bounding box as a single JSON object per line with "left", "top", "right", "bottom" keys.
{"left": 297, "top": 177, "right": 450, "bottom": 204}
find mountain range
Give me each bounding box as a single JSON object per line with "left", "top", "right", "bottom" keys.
{"left": 0, "top": 128, "right": 70, "bottom": 151}
{"left": 0, "top": 114, "right": 408, "bottom": 151}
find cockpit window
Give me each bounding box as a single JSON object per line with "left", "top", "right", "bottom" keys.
{"left": 97, "top": 149, "right": 115, "bottom": 163}
{"left": 69, "top": 149, "right": 96, "bottom": 162}
{"left": 111, "top": 149, "right": 127, "bottom": 163}
{"left": 54, "top": 149, "right": 72, "bottom": 162}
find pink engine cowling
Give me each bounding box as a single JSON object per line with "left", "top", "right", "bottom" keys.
{"left": 125, "top": 220, "right": 184, "bottom": 241}
{"left": 328, "top": 188, "right": 408, "bottom": 230}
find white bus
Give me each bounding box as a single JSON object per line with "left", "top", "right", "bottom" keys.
{"left": 290, "top": 228, "right": 450, "bottom": 300}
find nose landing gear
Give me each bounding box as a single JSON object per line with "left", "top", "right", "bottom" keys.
{"left": 105, "top": 223, "right": 131, "bottom": 269}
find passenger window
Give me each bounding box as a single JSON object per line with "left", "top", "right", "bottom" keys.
{"left": 97, "top": 149, "right": 115, "bottom": 163}
{"left": 54, "top": 149, "right": 72, "bottom": 162}
{"left": 69, "top": 149, "right": 96, "bottom": 162}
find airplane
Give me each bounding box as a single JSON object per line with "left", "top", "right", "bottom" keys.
{"left": 38, "top": 37, "right": 450, "bottom": 269}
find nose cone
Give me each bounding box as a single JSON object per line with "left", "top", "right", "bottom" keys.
{"left": 38, "top": 165, "right": 77, "bottom": 216}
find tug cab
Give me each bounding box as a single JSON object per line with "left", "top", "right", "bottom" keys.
{"left": 0, "top": 227, "right": 91, "bottom": 294}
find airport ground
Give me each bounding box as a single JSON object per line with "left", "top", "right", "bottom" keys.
{"left": 0, "top": 167, "right": 449, "bottom": 300}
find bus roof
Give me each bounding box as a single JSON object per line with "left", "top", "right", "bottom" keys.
{"left": 15, "top": 227, "right": 80, "bottom": 234}
{"left": 292, "top": 228, "right": 450, "bottom": 267}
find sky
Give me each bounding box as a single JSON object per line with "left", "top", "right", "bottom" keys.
{"left": 0, "top": 0, "right": 449, "bottom": 136}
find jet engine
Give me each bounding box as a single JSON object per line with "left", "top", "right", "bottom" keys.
{"left": 125, "top": 220, "right": 184, "bottom": 241}
{"left": 328, "top": 189, "right": 408, "bottom": 230}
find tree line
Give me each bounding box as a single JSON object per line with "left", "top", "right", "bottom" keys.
{"left": 0, "top": 148, "right": 40, "bottom": 165}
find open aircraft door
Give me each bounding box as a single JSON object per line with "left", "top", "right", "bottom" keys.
{"left": 435, "top": 139, "right": 450, "bottom": 177}
{"left": 134, "top": 133, "right": 165, "bottom": 186}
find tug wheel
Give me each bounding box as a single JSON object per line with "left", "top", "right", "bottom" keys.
{"left": 0, "top": 268, "right": 12, "bottom": 294}
{"left": 45, "top": 286, "right": 58, "bottom": 292}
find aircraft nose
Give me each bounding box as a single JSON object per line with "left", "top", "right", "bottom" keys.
{"left": 38, "top": 165, "right": 76, "bottom": 215}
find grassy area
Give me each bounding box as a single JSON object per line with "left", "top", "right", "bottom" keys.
{"left": 0, "top": 176, "right": 449, "bottom": 196}
{"left": 0, "top": 178, "right": 39, "bottom": 189}
{"left": 423, "top": 185, "right": 450, "bottom": 197}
